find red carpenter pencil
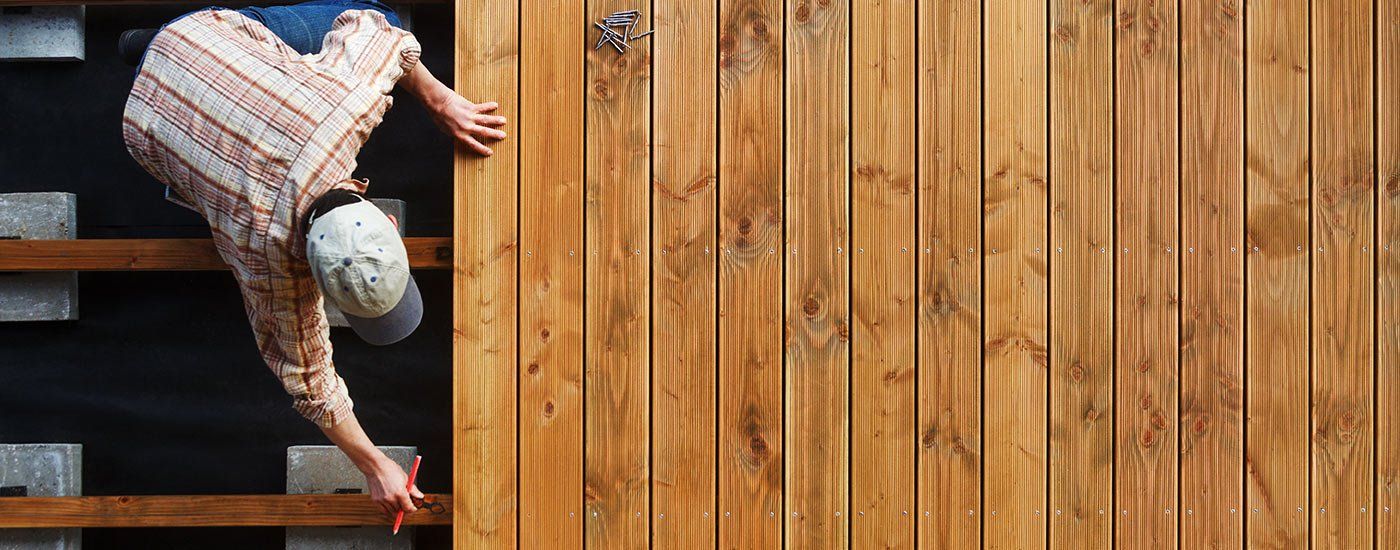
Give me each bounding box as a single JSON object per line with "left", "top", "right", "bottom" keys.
{"left": 392, "top": 455, "right": 422, "bottom": 535}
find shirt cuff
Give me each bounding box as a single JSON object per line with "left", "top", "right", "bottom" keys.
{"left": 293, "top": 382, "right": 355, "bottom": 428}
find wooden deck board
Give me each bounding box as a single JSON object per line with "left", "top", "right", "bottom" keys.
{"left": 1245, "top": 1, "right": 1311, "bottom": 547}
{"left": 784, "top": 0, "right": 850, "bottom": 546}
{"left": 651, "top": 0, "right": 718, "bottom": 545}
{"left": 1310, "top": 0, "right": 1376, "bottom": 547}
{"left": 519, "top": 0, "right": 585, "bottom": 546}
{"left": 583, "top": 1, "right": 652, "bottom": 548}
{"left": 851, "top": 0, "right": 915, "bottom": 546}
{"left": 0, "top": 494, "right": 452, "bottom": 528}
{"left": 982, "top": 0, "right": 1049, "bottom": 547}
{"left": 1113, "top": 0, "right": 1180, "bottom": 547}
{"left": 451, "top": 0, "right": 518, "bottom": 546}
{"left": 1048, "top": 0, "right": 1114, "bottom": 547}
{"left": 1380, "top": 0, "right": 1400, "bottom": 545}
{"left": 718, "top": 0, "right": 786, "bottom": 547}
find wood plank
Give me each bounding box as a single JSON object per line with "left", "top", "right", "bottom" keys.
{"left": 1310, "top": 0, "right": 1375, "bottom": 547}
{"left": 0, "top": 238, "right": 451, "bottom": 271}
{"left": 1380, "top": 0, "right": 1400, "bottom": 545}
{"left": 519, "top": 0, "right": 584, "bottom": 546}
{"left": 982, "top": 0, "right": 1048, "bottom": 546}
{"left": 851, "top": 0, "right": 914, "bottom": 546}
{"left": 718, "top": 0, "right": 785, "bottom": 546}
{"left": 0, "top": 494, "right": 451, "bottom": 528}
{"left": 452, "top": 0, "right": 518, "bottom": 546}
{"left": 1178, "top": 0, "right": 1243, "bottom": 546}
{"left": 915, "top": 1, "right": 981, "bottom": 547}
{"left": 1244, "top": 0, "right": 1310, "bottom": 547}
{"left": 652, "top": 0, "right": 718, "bottom": 546}
{"left": 784, "top": 0, "right": 850, "bottom": 546}
{"left": 583, "top": 1, "right": 651, "bottom": 548}
{"left": 1113, "top": 0, "right": 1179, "bottom": 547}
{"left": 1048, "top": 0, "right": 1113, "bottom": 547}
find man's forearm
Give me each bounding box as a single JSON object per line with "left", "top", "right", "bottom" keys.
{"left": 399, "top": 61, "right": 455, "bottom": 113}
{"left": 318, "top": 411, "right": 392, "bottom": 473}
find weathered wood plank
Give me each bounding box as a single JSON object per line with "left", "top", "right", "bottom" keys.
{"left": 652, "top": 0, "right": 718, "bottom": 545}
{"left": 851, "top": 0, "right": 914, "bottom": 546}
{"left": 452, "top": 0, "right": 518, "bottom": 545}
{"left": 1244, "top": 1, "right": 1310, "bottom": 547}
{"left": 915, "top": 0, "right": 982, "bottom": 547}
{"left": 1380, "top": 0, "right": 1400, "bottom": 545}
{"left": 583, "top": 1, "right": 651, "bottom": 548}
{"left": 983, "top": 0, "right": 1049, "bottom": 547}
{"left": 0, "top": 494, "right": 451, "bottom": 528}
{"left": 1178, "top": 0, "right": 1244, "bottom": 546}
{"left": 784, "top": 0, "right": 850, "bottom": 546}
{"left": 519, "top": 0, "right": 584, "bottom": 546}
{"left": 1113, "top": 0, "right": 1179, "bottom": 547}
{"left": 0, "top": 238, "right": 451, "bottom": 271}
{"left": 1048, "top": 0, "right": 1113, "bottom": 547}
{"left": 1310, "top": 0, "right": 1375, "bottom": 547}
{"left": 718, "top": 0, "right": 785, "bottom": 546}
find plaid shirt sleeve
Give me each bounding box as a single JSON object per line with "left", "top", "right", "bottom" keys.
{"left": 319, "top": 10, "right": 422, "bottom": 96}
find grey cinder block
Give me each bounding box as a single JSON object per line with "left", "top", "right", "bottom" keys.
{"left": 286, "top": 445, "right": 417, "bottom": 550}
{"left": 0, "top": 444, "right": 82, "bottom": 549}
{"left": 0, "top": 193, "right": 78, "bottom": 322}
{"left": 324, "top": 199, "right": 405, "bottom": 328}
{"left": 0, "top": 7, "right": 85, "bottom": 62}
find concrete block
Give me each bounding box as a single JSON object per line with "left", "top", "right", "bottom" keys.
{"left": 0, "top": 7, "right": 84, "bottom": 62}
{"left": 286, "top": 445, "right": 416, "bottom": 550}
{"left": 0, "top": 444, "right": 82, "bottom": 549}
{"left": 0, "top": 193, "right": 78, "bottom": 322}
{"left": 324, "top": 199, "right": 405, "bottom": 328}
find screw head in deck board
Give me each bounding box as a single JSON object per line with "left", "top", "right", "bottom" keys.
{"left": 0, "top": 444, "right": 82, "bottom": 549}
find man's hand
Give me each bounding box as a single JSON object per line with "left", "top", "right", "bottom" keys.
{"left": 428, "top": 95, "right": 508, "bottom": 156}
{"left": 363, "top": 454, "right": 426, "bottom": 516}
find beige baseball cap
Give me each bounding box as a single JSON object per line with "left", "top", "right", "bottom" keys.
{"left": 306, "top": 199, "right": 422, "bottom": 345}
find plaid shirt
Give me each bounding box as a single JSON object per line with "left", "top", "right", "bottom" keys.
{"left": 122, "top": 9, "right": 421, "bottom": 427}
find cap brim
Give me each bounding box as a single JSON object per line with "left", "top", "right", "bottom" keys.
{"left": 343, "top": 275, "right": 423, "bottom": 346}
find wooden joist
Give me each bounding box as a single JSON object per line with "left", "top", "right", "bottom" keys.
{"left": 0, "top": 494, "right": 451, "bottom": 528}
{"left": 0, "top": 237, "right": 451, "bottom": 271}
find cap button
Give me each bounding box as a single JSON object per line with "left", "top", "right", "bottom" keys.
{"left": 342, "top": 257, "right": 352, "bottom": 266}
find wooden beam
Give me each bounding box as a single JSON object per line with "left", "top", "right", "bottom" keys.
{"left": 0, "top": 238, "right": 451, "bottom": 271}
{"left": 0, "top": 494, "right": 451, "bottom": 528}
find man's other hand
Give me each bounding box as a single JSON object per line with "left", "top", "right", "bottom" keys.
{"left": 430, "top": 95, "right": 508, "bottom": 156}
{"left": 364, "top": 454, "right": 426, "bottom": 516}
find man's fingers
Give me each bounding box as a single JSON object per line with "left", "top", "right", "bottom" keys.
{"left": 462, "top": 135, "right": 494, "bottom": 156}
{"left": 410, "top": 485, "right": 425, "bottom": 500}
{"left": 474, "top": 126, "right": 508, "bottom": 141}
{"left": 476, "top": 114, "right": 508, "bottom": 127}
{"left": 474, "top": 101, "right": 499, "bottom": 112}
{"left": 396, "top": 492, "right": 418, "bottom": 513}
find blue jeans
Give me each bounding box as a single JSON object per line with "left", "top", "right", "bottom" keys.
{"left": 235, "top": 0, "right": 402, "bottom": 55}
{"left": 158, "top": 0, "right": 401, "bottom": 57}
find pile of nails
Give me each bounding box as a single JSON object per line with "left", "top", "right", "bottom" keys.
{"left": 593, "top": 10, "right": 653, "bottom": 53}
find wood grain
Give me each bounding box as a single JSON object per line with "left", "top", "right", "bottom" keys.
{"left": 583, "top": 1, "right": 651, "bottom": 548}
{"left": 1244, "top": 1, "right": 1311, "bottom": 547}
{"left": 0, "top": 238, "right": 451, "bottom": 271}
{"left": 1380, "top": 0, "right": 1400, "bottom": 545}
{"left": 652, "top": 0, "right": 718, "bottom": 545}
{"left": 0, "top": 494, "right": 451, "bottom": 528}
{"left": 1178, "top": 0, "right": 1244, "bottom": 547}
{"left": 1113, "top": 0, "right": 1180, "bottom": 547}
{"left": 982, "top": 0, "right": 1048, "bottom": 547}
{"left": 1049, "top": 0, "right": 1113, "bottom": 547}
{"left": 784, "top": 0, "right": 850, "bottom": 546}
{"left": 851, "top": 0, "right": 915, "bottom": 546}
{"left": 520, "top": 0, "right": 584, "bottom": 546}
{"left": 1310, "top": 0, "right": 1375, "bottom": 547}
{"left": 915, "top": 0, "right": 982, "bottom": 548}
{"left": 452, "top": 0, "right": 518, "bottom": 546}
{"left": 718, "top": 0, "right": 785, "bottom": 547}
